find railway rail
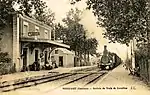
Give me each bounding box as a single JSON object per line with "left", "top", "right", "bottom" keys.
{"left": 0, "top": 68, "right": 108, "bottom": 92}
{"left": 0, "top": 73, "right": 76, "bottom": 92}
{"left": 60, "top": 72, "right": 106, "bottom": 87}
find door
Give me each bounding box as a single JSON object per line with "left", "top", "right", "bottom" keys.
{"left": 45, "top": 51, "right": 48, "bottom": 64}
{"left": 59, "top": 56, "right": 63, "bottom": 67}
{"left": 35, "top": 50, "right": 39, "bottom": 62}
{"left": 74, "top": 57, "right": 76, "bottom": 67}
{"left": 22, "top": 48, "right": 27, "bottom": 71}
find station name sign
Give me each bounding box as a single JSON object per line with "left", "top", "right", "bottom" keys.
{"left": 28, "top": 32, "right": 40, "bottom": 36}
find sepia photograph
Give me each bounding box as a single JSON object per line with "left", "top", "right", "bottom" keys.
{"left": 0, "top": 0, "right": 150, "bottom": 95}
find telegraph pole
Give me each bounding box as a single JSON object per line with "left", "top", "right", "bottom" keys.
{"left": 132, "top": 38, "right": 135, "bottom": 70}
{"left": 84, "top": 31, "right": 86, "bottom": 66}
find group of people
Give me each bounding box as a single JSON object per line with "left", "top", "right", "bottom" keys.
{"left": 123, "top": 61, "right": 140, "bottom": 77}
{"left": 28, "top": 59, "right": 58, "bottom": 71}
{"left": 29, "top": 59, "right": 40, "bottom": 71}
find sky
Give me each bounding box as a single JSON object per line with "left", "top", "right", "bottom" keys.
{"left": 43, "top": 0, "right": 128, "bottom": 61}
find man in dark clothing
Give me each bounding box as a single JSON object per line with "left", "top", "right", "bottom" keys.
{"left": 33, "top": 59, "right": 40, "bottom": 71}
{"left": 36, "top": 59, "right": 40, "bottom": 71}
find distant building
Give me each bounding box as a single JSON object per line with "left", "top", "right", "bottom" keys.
{"left": 0, "top": 14, "right": 70, "bottom": 72}
{"left": 51, "top": 48, "right": 75, "bottom": 67}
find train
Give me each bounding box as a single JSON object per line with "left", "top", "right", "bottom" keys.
{"left": 98, "top": 45, "right": 122, "bottom": 70}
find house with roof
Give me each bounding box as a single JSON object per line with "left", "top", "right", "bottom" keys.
{"left": 51, "top": 48, "right": 75, "bottom": 68}
{"left": 0, "top": 14, "right": 71, "bottom": 72}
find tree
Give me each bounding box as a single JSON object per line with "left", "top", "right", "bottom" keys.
{"left": 84, "top": 38, "right": 98, "bottom": 62}
{"left": 62, "top": 8, "right": 98, "bottom": 55}
{"left": 0, "top": 0, "right": 55, "bottom": 30}
{"left": 0, "top": 0, "right": 16, "bottom": 30}
{"left": 18, "top": 0, "right": 55, "bottom": 27}
{"left": 54, "top": 23, "right": 67, "bottom": 41}
{"left": 62, "top": 8, "right": 86, "bottom": 52}
{"left": 71, "top": 0, "right": 150, "bottom": 46}
{"left": 34, "top": 8, "right": 55, "bottom": 27}
{"left": 86, "top": 38, "right": 98, "bottom": 55}
{"left": 55, "top": 8, "right": 98, "bottom": 66}
{"left": 62, "top": 8, "right": 87, "bottom": 66}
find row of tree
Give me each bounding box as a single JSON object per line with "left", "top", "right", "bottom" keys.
{"left": 54, "top": 8, "right": 98, "bottom": 65}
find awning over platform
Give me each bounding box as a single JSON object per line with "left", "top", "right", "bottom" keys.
{"left": 20, "top": 38, "right": 70, "bottom": 49}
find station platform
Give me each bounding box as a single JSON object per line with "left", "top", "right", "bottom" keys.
{"left": 48, "top": 64, "right": 150, "bottom": 95}
{"left": 91, "top": 64, "right": 150, "bottom": 95}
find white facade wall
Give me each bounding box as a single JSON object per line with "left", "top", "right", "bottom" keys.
{"left": 63, "top": 55, "right": 67, "bottom": 67}
{"left": 66, "top": 54, "right": 74, "bottom": 67}
{"left": 51, "top": 48, "right": 75, "bottom": 68}
{"left": 13, "top": 15, "right": 20, "bottom": 71}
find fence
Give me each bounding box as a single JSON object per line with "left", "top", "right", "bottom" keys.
{"left": 0, "top": 62, "right": 16, "bottom": 75}
{"left": 135, "top": 51, "right": 150, "bottom": 84}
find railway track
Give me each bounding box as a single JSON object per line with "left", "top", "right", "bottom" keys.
{"left": 60, "top": 72, "right": 107, "bottom": 87}
{"left": 46, "top": 70, "right": 107, "bottom": 91}
{"left": 0, "top": 68, "right": 108, "bottom": 92}
{"left": 84, "top": 72, "right": 106, "bottom": 86}
{"left": 0, "top": 73, "right": 77, "bottom": 92}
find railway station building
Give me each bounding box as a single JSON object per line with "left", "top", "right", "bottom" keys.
{"left": 0, "top": 14, "right": 72, "bottom": 72}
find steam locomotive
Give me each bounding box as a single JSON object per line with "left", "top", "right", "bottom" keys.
{"left": 98, "top": 45, "right": 122, "bottom": 70}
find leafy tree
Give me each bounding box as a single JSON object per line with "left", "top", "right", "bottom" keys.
{"left": 0, "top": 0, "right": 55, "bottom": 29}
{"left": 71, "top": 0, "right": 150, "bottom": 46}
{"left": 53, "top": 8, "right": 86, "bottom": 66}
{"left": 34, "top": 8, "right": 55, "bottom": 27}
{"left": 85, "top": 38, "right": 98, "bottom": 55}
{"left": 62, "top": 8, "right": 86, "bottom": 52}
{"left": 54, "top": 23, "right": 67, "bottom": 41}
{"left": 0, "top": 0, "right": 14, "bottom": 65}
{"left": 84, "top": 38, "right": 98, "bottom": 61}
{"left": 0, "top": 0, "right": 16, "bottom": 29}
{"left": 18, "top": 0, "right": 55, "bottom": 27}
{"left": 62, "top": 8, "right": 98, "bottom": 55}
{"left": 55, "top": 8, "right": 98, "bottom": 65}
